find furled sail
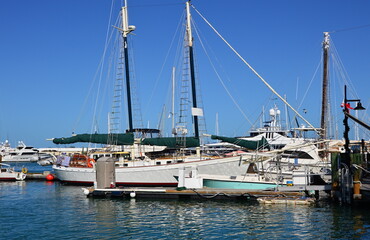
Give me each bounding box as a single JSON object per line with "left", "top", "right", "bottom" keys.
{"left": 141, "top": 137, "right": 200, "bottom": 148}
{"left": 211, "top": 135, "right": 269, "bottom": 150}
{"left": 52, "top": 133, "right": 134, "bottom": 145}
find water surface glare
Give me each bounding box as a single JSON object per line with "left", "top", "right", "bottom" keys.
{"left": 1, "top": 180, "right": 370, "bottom": 239}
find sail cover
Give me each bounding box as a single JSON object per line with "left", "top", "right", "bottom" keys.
{"left": 52, "top": 133, "right": 134, "bottom": 145}
{"left": 141, "top": 137, "right": 200, "bottom": 148}
{"left": 211, "top": 135, "right": 269, "bottom": 150}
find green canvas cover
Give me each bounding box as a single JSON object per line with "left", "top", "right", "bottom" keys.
{"left": 141, "top": 137, "right": 200, "bottom": 148}
{"left": 211, "top": 135, "right": 269, "bottom": 150}
{"left": 52, "top": 133, "right": 134, "bottom": 145}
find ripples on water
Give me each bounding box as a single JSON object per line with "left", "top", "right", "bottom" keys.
{"left": 1, "top": 170, "right": 370, "bottom": 239}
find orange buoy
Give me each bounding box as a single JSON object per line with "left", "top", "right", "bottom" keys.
{"left": 46, "top": 174, "right": 55, "bottom": 181}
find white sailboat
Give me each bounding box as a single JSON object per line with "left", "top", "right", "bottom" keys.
{"left": 52, "top": 1, "right": 330, "bottom": 188}
{"left": 52, "top": 1, "right": 254, "bottom": 186}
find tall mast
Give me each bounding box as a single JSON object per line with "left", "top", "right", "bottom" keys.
{"left": 171, "top": 67, "right": 176, "bottom": 134}
{"left": 320, "top": 32, "right": 330, "bottom": 139}
{"left": 215, "top": 112, "right": 219, "bottom": 135}
{"left": 186, "top": 1, "right": 199, "bottom": 139}
{"left": 121, "top": 1, "right": 135, "bottom": 132}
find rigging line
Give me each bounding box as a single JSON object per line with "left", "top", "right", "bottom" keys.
{"left": 129, "top": 3, "right": 184, "bottom": 8}
{"left": 331, "top": 39, "right": 365, "bottom": 103}
{"left": 296, "top": 58, "right": 322, "bottom": 111}
{"left": 330, "top": 40, "right": 362, "bottom": 102}
{"left": 99, "top": 28, "right": 121, "bottom": 128}
{"left": 329, "top": 71, "right": 339, "bottom": 139}
{"left": 331, "top": 55, "right": 348, "bottom": 96}
{"left": 90, "top": 0, "right": 116, "bottom": 137}
{"left": 73, "top": 6, "right": 118, "bottom": 134}
{"left": 191, "top": 5, "right": 319, "bottom": 135}
{"left": 191, "top": 18, "right": 253, "bottom": 126}
{"left": 249, "top": 93, "right": 275, "bottom": 130}
{"left": 233, "top": 93, "right": 274, "bottom": 136}
{"left": 128, "top": 35, "right": 144, "bottom": 128}
{"left": 144, "top": 11, "right": 186, "bottom": 114}
{"left": 190, "top": 19, "right": 208, "bottom": 138}
{"left": 330, "top": 41, "right": 350, "bottom": 88}
{"left": 104, "top": 34, "right": 120, "bottom": 124}
{"left": 330, "top": 24, "right": 370, "bottom": 33}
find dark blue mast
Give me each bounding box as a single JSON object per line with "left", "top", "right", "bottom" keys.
{"left": 121, "top": 2, "right": 135, "bottom": 132}
{"left": 186, "top": 1, "right": 200, "bottom": 139}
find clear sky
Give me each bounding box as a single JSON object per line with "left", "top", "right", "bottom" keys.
{"left": 0, "top": 0, "right": 369, "bottom": 148}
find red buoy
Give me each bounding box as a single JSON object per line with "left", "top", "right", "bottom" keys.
{"left": 46, "top": 174, "right": 55, "bottom": 181}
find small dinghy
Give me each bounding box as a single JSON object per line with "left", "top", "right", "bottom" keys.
{"left": 0, "top": 163, "right": 27, "bottom": 181}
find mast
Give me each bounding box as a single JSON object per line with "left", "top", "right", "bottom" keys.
{"left": 186, "top": 1, "right": 199, "bottom": 139}
{"left": 320, "top": 32, "right": 330, "bottom": 139}
{"left": 171, "top": 67, "right": 176, "bottom": 134}
{"left": 121, "top": 1, "right": 135, "bottom": 132}
{"left": 215, "top": 112, "right": 219, "bottom": 135}
{"left": 108, "top": 113, "right": 111, "bottom": 134}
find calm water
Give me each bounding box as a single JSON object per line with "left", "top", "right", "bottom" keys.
{"left": 1, "top": 164, "right": 370, "bottom": 239}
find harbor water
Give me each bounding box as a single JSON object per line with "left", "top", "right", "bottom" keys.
{"left": 1, "top": 164, "right": 370, "bottom": 239}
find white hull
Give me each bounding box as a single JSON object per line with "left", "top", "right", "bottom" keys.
{"left": 2, "top": 153, "right": 54, "bottom": 163}
{"left": 53, "top": 155, "right": 250, "bottom": 186}
{"left": 0, "top": 164, "right": 26, "bottom": 181}
{"left": 2, "top": 155, "right": 40, "bottom": 162}
{"left": 0, "top": 171, "right": 26, "bottom": 181}
{"left": 53, "top": 149, "right": 329, "bottom": 187}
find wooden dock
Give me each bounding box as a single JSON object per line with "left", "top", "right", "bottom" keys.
{"left": 83, "top": 186, "right": 316, "bottom": 203}
{"left": 25, "top": 172, "right": 57, "bottom": 181}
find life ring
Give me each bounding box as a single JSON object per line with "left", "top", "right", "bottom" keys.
{"left": 22, "top": 167, "right": 28, "bottom": 174}
{"left": 16, "top": 172, "right": 26, "bottom": 181}
{"left": 87, "top": 158, "right": 95, "bottom": 168}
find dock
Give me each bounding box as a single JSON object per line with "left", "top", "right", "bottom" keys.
{"left": 79, "top": 157, "right": 330, "bottom": 204}
{"left": 82, "top": 186, "right": 318, "bottom": 204}
{"left": 25, "top": 171, "right": 57, "bottom": 181}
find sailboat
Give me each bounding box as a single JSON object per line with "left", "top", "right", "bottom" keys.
{"left": 52, "top": 1, "right": 330, "bottom": 188}
{"left": 52, "top": 1, "right": 259, "bottom": 186}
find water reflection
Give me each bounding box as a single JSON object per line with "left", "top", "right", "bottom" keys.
{"left": 1, "top": 181, "right": 370, "bottom": 239}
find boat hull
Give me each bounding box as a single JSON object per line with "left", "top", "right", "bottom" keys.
{"left": 53, "top": 156, "right": 250, "bottom": 186}
{"left": 2, "top": 155, "right": 40, "bottom": 162}
{"left": 2, "top": 153, "right": 54, "bottom": 163}
{"left": 203, "top": 178, "right": 279, "bottom": 190}
{"left": 0, "top": 170, "right": 26, "bottom": 181}
{"left": 199, "top": 172, "right": 282, "bottom": 190}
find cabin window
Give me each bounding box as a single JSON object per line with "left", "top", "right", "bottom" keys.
{"left": 156, "top": 162, "right": 161, "bottom": 165}
{"left": 167, "top": 161, "right": 172, "bottom": 164}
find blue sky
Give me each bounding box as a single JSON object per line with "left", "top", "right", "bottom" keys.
{"left": 0, "top": 0, "right": 369, "bottom": 147}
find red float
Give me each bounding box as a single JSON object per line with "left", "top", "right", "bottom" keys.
{"left": 46, "top": 174, "right": 55, "bottom": 181}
